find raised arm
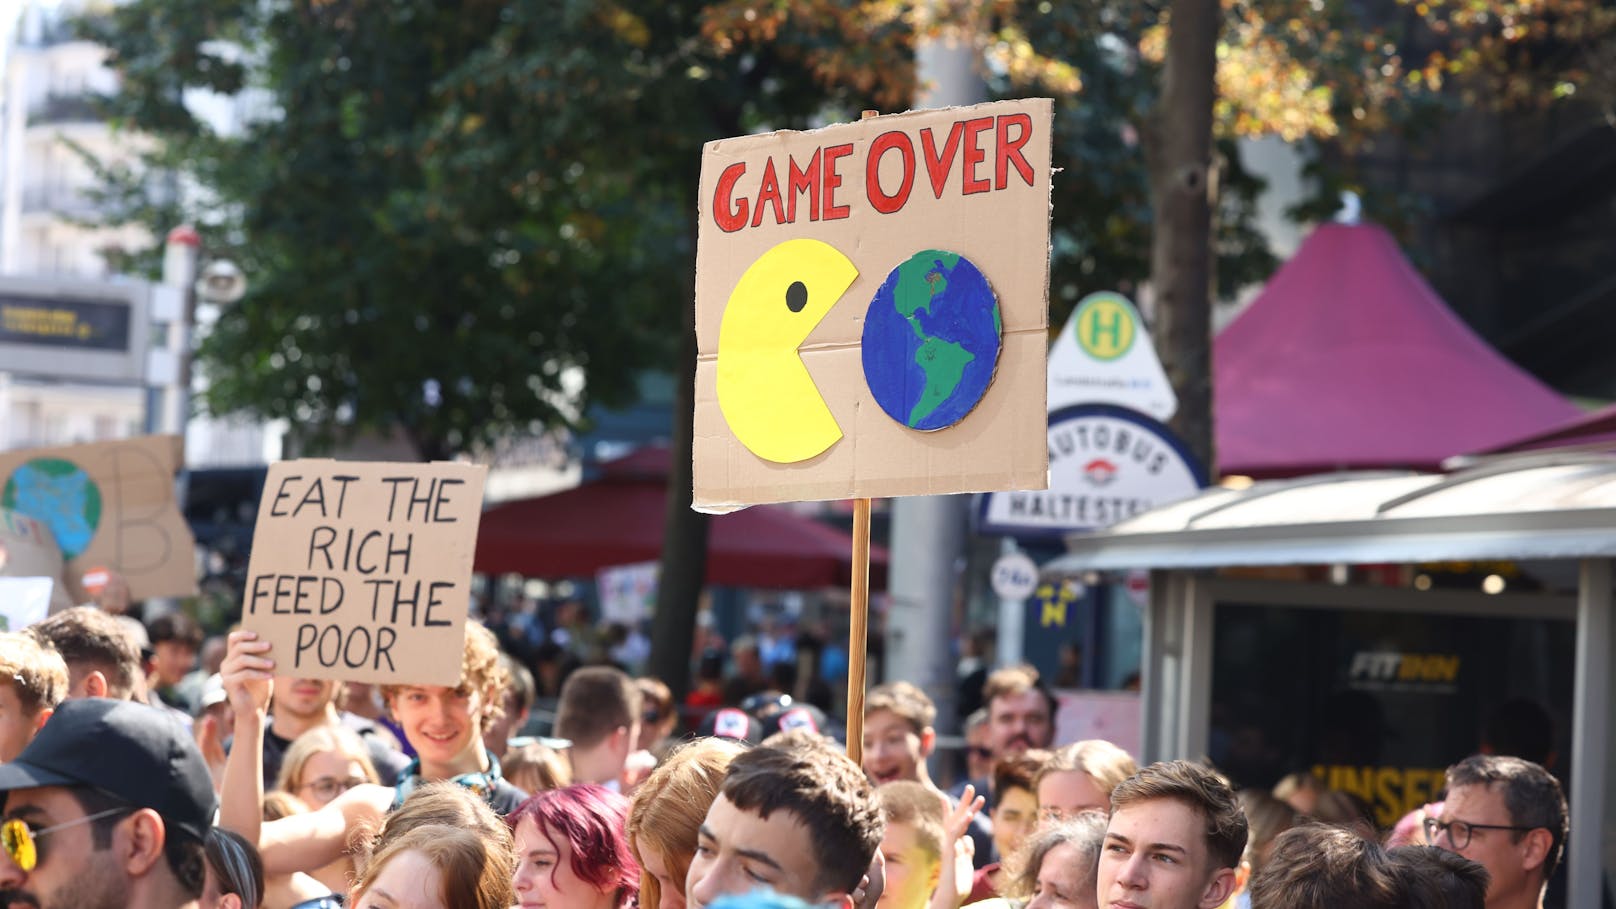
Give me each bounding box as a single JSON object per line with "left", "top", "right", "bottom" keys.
{"left": 218, "top": 629, "right": 273, "bottom": 847}
{"left": 256, "top": 782, "right": 391, "bottom": 875}
{"left": 929, "top": 784, "right": 985, "bottom": 909}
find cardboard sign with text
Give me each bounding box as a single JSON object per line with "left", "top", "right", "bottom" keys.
{"left": 242, "top": 460, "right": 487, "bottom": 685}
{"left": 694, "top": 100, "right": 1053, "bottom": 509}
{"left": 0, "top": 435, "right": 194, "bottom": 603}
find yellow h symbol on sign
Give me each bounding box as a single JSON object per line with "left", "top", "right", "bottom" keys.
{"left": 1073, "top": 294, "right": 1136, "bottom": 361}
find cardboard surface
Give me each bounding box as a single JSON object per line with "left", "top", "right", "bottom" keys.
{"left": 241, "top": 460, "right": 487, "bottom": 686}
{"left": 694, "top": 100, "right": 1054, "bottom": 509}
{"left": 0, "top": 436, "right": 195, "bottom": 603}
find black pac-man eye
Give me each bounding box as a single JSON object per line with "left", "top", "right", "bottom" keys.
{"left": 786, "top": 281, "right": 808, "bottom": 313}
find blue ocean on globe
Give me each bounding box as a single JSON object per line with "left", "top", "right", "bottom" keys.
{"left": 860, "top": 250, "right": 1002, "bottom": 431}
{"left": 1, "top": 458, "right": 102, "bottom": 560}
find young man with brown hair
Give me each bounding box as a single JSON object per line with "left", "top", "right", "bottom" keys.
{"left": 1097, "top": 760, "right": 1247, "bottom": 909}
{"left": 28, "top": 606, "right": 144, "bottom": 701}
{"left": 688, "top": 735, "right": 885, "bottom": 909}
{"left": 554, "top": 664, "right": 642, "bottom": 787}
{"left": 0, "top": 632, "right": 68, "bottom": 761}
{"left": 863, "top": 681, "right": 992, "bottom": 866}
{"left": 863, "top": 681, "right": 941, "bottom": 788}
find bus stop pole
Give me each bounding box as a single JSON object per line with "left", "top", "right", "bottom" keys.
{"left": 1570, "top": 558, "right": 1611, "bottom": 909}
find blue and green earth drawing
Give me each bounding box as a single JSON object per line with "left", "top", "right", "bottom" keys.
{"left": 1, "top": 458, "right": 102, "bottom": 560}
{"left": 860, "top": 249, "right": 1002, "bottom": 431}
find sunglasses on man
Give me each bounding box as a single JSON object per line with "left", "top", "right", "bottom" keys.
{"left": 1, "top": 807, "right": 132, "bottom": 872}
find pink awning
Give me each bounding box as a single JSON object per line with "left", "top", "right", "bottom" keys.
{"left": 1215, "top": 223, "right": 1578, "bottom": 477}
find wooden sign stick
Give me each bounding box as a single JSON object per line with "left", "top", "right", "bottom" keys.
{"left": 844, "top": 108, "right": 882, "bottom": 765}
{"left": 846, "top": 495, "right": 873, "bottom": 762}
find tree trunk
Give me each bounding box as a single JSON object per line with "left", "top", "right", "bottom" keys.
{"left": 1147, "top": 0, "right": 1220, "bottom": 474}
{"left": 648, "top": 277, "right": 709, "bottom": 705}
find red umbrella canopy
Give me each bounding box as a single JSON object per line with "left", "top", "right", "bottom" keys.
{"left": 474, "top": 447, "right": 886, "bottom": 589}
{"left": 1215, "top": 223, "right": 1578, "bottom": 477}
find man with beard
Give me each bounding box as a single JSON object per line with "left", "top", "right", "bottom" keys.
{"left": 0, "top": 698, "right": 216, "bottom": 909}
{"left": 984, "top": 665, "right": 1057, "bottom": 763}
{"left": 262, "top": 672, "right": 408, "bottom": 786}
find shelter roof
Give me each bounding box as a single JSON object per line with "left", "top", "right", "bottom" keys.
{"left": 1045, "top": 452, "right": 1616, "bottom": 572}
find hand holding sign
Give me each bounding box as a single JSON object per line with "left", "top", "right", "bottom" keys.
{"left": 241, "top": 461, "right": 487, "bottom": 686}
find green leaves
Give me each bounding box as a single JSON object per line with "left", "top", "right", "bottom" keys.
{"left": 83, "top": 0, "right": 907, "bottom": 459}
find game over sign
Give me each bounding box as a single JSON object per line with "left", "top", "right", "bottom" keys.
{"left": 694, "top": 100, "right": 1053, "bottom": 510}
{"left": 242, "top": 460, "right": 487, "bottom": 685}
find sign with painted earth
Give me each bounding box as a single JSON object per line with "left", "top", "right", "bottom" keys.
{"left": 861, "top": 250, "right": 1002, "bottom": 431}
{"left": 1, "top": 459, "right": 102, "bottom": 560}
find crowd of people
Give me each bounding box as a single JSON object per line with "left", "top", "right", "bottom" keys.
{"left": 0, "top": 599, "right": 1575, "bottom": 909}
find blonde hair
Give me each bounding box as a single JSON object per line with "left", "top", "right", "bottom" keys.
{"left": 502, "top": 741, "right": 573, "bottom": 794}
{"left": 350, "top": 824, "right": 514, "bottom": 909}
{"left": 1036, "top": 739, "right": 1138, "bottom": 802}
{"left": 352, "top": 781, "right": 510, "bottom": 873}
{"left": 876, "top": 780, "right": 945, "bottom": 864}
{"left": 627, "top": 737, "right": 747, "bottom": 909}
{"left": 381, "top": 621, "right": 508, "bottom": 733}
{"left": 0, "top": 632, "right": 67, "bottom": 715}
{"left": 273, "top": 725, "right": 381, "bottom": 795}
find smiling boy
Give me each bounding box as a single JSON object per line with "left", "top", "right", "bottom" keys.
{"left": 1095, "top": 761, "right": 1246, "bottom": 909}
{"left": 217, "top": 621, "right": 524, "bottom": 879}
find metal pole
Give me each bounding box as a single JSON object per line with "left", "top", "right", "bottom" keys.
{"left": 996, "top": 537, "right": 1026, "bottom": 665}
{"left": 1569, "top": 558, "right": 1610, "bottom": 909}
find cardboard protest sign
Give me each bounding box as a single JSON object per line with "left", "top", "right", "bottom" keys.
{"left": 242, "top": 460, "right": 487, "bottom": 685}
{"left": 694, "top": 100, "right": 1054, "bottom": 509}
{"left": 0, "top": 436, "right": 194, "bottom": 603}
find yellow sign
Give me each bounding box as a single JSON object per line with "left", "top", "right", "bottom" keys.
{"left": 1313, "top": 764, "right": 1448, "bottom": 827}
{"left": 716, "top": 239, "right": 858, "bottom": 463}
{"left": 1072, "top": 292, "right": 1136, "bottom": 361}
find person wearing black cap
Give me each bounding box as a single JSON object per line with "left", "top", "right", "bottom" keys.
{"left": 0, "top": 697, "right": 218, "bottom": 909}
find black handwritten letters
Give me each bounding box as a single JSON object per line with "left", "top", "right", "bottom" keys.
{"left": 243, "top": 463, "right": 484, "bottom": 684}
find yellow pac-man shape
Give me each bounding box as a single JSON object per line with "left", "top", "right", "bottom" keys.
{"left": 717, "top": 239, "right": 857, "bottom": 463}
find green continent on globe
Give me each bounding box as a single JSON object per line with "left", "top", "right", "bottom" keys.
{"left": 911, "top": 337, "right": 974, "bottom": 426}
{"left": 892, "top": 251, "right": 975, "bottom": 427}
{"left": 2, "top": 459, "right": 103, "bottom": 560}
